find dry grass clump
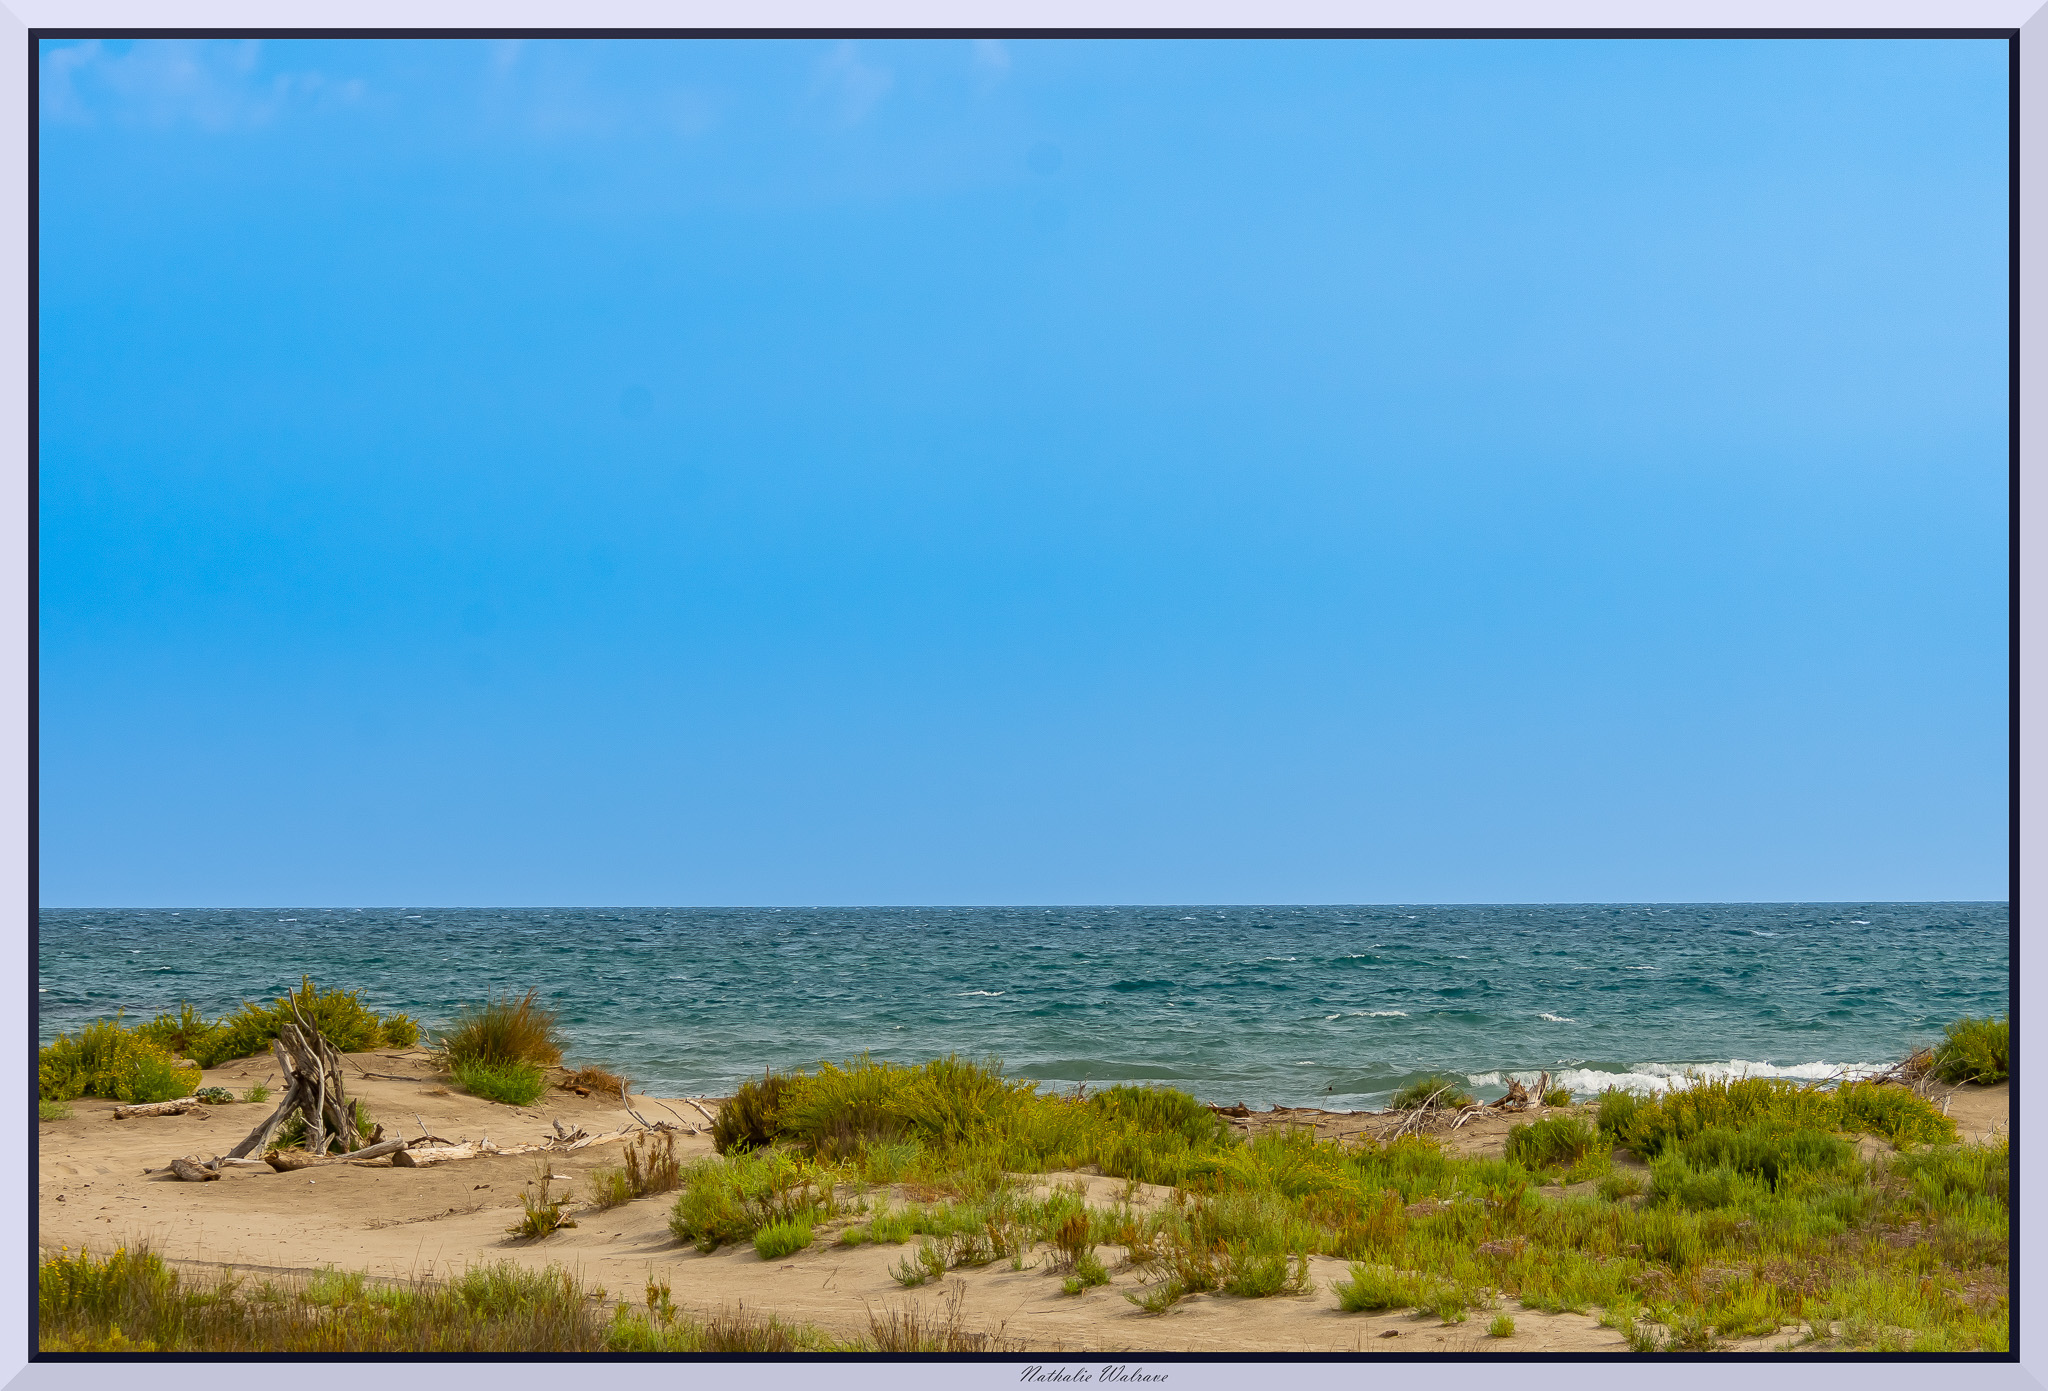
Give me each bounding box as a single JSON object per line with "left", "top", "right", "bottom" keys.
{"left": 866, "top": 1285, "right": 1026, "bottom": 1352}
{"left": 590, "top": 1132, "right": 682, "bottom": 1210}
{"left": 561, "top": 1065, "right": 627, "bottom": 1098}
{"left": 508, "top": 1162, "right": 577, "bottom": 1240}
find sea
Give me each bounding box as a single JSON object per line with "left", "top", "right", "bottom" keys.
{"left": 35, "top": 903, "right": 2009, "bottom": 1111}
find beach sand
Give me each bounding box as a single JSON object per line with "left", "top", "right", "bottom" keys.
{"left": 36, "top": 1051, "right": 2009, "bottom": 1354}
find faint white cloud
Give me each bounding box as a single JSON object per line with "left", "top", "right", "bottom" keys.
{"left": 39, "top": 39, "right": 364, "bottom": 130}
{"left": 813, "top": 41, "right": 892, "bottom": 125}
{"left": 971, "top": 39, "right": 1010, "bottom": 78}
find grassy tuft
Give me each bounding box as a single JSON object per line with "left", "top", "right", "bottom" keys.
{"left": 1505, "top": 1116, "right": 1598, "bottom": 1171}
{"left": 39, "top": 1098, "right": 72, "bottom": 1121}
{"left": 1541, "top": 1087, "right": 1573, "bottom": 1108}
{"left": 1489, "top": 1313, "right": 1515, "bottom": 1338}
{"left": 753, "top": 1216, "right": 814, "bottom": 1260}
{"left": 242, "top": 1084, "right": 269, "bottom": 1104}
{"left": 439, "top": 989, "right": 563, "bottom": 1069}
{"left": 453, "top": 1059, "right": 547, "bottom": 1107}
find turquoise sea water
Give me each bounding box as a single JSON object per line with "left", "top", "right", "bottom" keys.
{"left": 36, "top": 903, "right": 2008, "bottom": 1109}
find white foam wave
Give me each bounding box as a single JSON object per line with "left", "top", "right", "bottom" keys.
{"left": 960, "top": 990, "right": 1004, "bottom": 997}
{"left": 1361, "top": 1010, "right": 1408, "bottom": 1017}
{"left": 1514, "top": 1059, "right": 1890, "bottom": 1098}
{"left": 1538, "top": 1012, "right": 1575, "bottom": 1023}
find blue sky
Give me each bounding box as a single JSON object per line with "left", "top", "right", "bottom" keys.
{"left": 37, "top": 38, "right": 2008, "bottom": 907}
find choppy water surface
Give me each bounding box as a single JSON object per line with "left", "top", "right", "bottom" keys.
{"left": 36, "top": 904, "right": 2008, "bottom": 1108}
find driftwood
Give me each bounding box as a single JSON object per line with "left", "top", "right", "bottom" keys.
{"left": 392, "top": 1142, "right": 479, "bottom": 1168}
{"left": 169, "top": 1156, "right": 220, "bottom": 1182}
{"left": 263, "top": 1137, "right": 408, "bottom": 1172}
{"left": 224, "top": 998, "right": 365, "bottom": 1159}
{"left": 114, "top": 1099, "right": 197, "bottom": 1119}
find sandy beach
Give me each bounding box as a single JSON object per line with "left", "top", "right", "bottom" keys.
{"left": 36, "top": 1048, "right": 2010, "bottom": 1354}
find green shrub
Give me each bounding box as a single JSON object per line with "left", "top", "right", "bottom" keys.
{"left": 1221, "top": 1247, "right": 1309, "bottom": 1298}
{"left": 1541, "top": 1088, "right": 1573, "bottom": 1108}
{"left": 39, "top": 1098, "right": 72, "bottom": 1121}
{"left": 1088, "top": 1085, "right": 1231, "bottom": 1147}
{"left": 1489, "top": 1314, "right": 1515, "bottom": 1338}
{"left": 1597, "top": 1088, "right": 1648, "bottom": 1145}
{"left": 1677, "top": 1124, "right": 1853, "bottom": 1188}
{"left": 194, "top": 1087, "right": 235, "bottom": 1105}
{"left": 243, "top": 1084, "right": 269, "bottom": 1104}
{"left": 1930, "top": 1016, "right": 2007, "bottom": 1085}
{"left": 1062, "top": 1251, "right": 1111, "bottom": 1295}
{"left": 39, "top": 1017, "right": 199, "bottom": 1103}
{"left": 1333, "top": 1263, "right": 1439, "bottom": 1313}
{"left": 1390, "top": 1074, "right": 1475, "bottom": 1110}
{"left": 1505, "top": 1116, "right": 1598, "bottom": 1171}
{"left": 712, "top": 1072, "right": 799, "bottom": 1155}
{"left": 753, "top": 1217, "right": 813, "bottom": 1260}
{"left": 668, "top": 1150, "right": 833, "bottom": 1253}
{"left": 588, "top": 1168, "right": 634, "bottom": 1211}
{"left": 183, "top": 977, "right": 416, "bottom": 1067}
{"left": 438, "top": 989, "right": 563, "bottom": 1069}
{"left": 452, "top": 1060, "right": 546, "bottom": 1107}
{"left": 1616, "top": 1075, "right": 1952, "bottom": 1158}
{"left": 1598, "top": 1172, "right": 1644, "bottom": 1201}
{"left": 134, "top": 1003, "right": 222, "bottom": 1061}
{"left": 380, "top": 1013, "right": 421, "bottom": 1048}
{"left": 1834, "top": 1081, "right": 1956, "bottom": 1146}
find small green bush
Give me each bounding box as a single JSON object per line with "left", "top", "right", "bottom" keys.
{"left": 712, "top": 1072, "right": 799, "bottom": 1155}
{"left": 242, "top": 1084, "right": 269, "bottom": 1104}
{"left": 194, "top": 1087, "right": 235, "bottom": 1105}
{"left": 668, "top": 1150, "right": 832, "bottom": 1253}
{"left": 1597, "top": 1088, "right": 1648, "bottom": 1145}
{"left": 753, "top": 1217, "right": 814, "bottom": 1260}
{"left": 1677, "top": 1124, "right": 1852, "bottom": 1188}
{"left": 173, "top": 978, "right": 418, "bottom": 1067}
{"left": 1390, "top": 1074, "right": 1475, "bottom": 1111}
{"left": 438, "top": 990, "right": 563, "bottom": 1069}
{"left": 1541, "top": 1087, "right": 1573, "bottom": 1108}
{"left": 39, "top": 1098, "right": 72, "bottom": 1121}
{"left": 452, "top": 1060, "right": 546, "bottom": 1107}
{"left": 39, "top": 1017, "right": 199, "bottom": 1103}
{"left": 1505, "top": 1116, "right": 1598, "bottom": 1171}
{"left": 1333, "top": 1263, "right": 1438, "bottom": 1313}
{"left": 1598, "top": 1172, "right": 1645, "bottom": 1201}
{"left": 1930, "top": 1016, "right": 2007, "bottom": 1085}
{"left": 1489, "top": 1313, "right": 1515, "bottom": 1338}
{"left": 1062, "top": 1251, "right": 1111, "bottom": 1295}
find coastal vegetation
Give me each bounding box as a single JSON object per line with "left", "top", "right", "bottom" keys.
{"left": 132, "top": 978, "right": 420, "bottom": 1068}
{"left": 37, "top": 1005, "right": 2009, "bottom": 1353}
{"left": 38, "top": 1016, "right": 198, "bottom": 1104}
{"left": 439, "top": 989, "right": 565, "bottom": 1106}
{"left": 1929, "top": 1014, "right": 2008, "bottom": 1085}
{"left": 1389, "top": 1074, "right": 1476, "bottom": 1110}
